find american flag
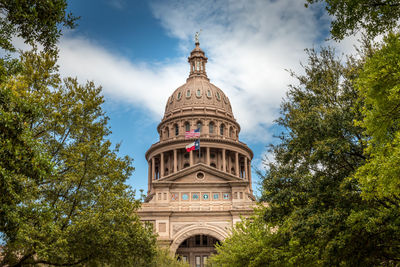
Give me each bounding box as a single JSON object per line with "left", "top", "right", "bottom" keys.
{"left": 185, "top": 128, "right": 200, "bottom": 139}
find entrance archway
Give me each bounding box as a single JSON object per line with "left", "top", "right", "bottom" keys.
{"left": 170, "top": 226, "right": 228, "bottom": 267}
{"left": 176, "top": 234, "right": 220, "bottom": 266}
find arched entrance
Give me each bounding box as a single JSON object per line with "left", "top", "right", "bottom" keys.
{"left": 170, "top": 226, "right": 228, "bottom": 267}
{"left": 176, "top": 234, "right": 220, "bottom": 266}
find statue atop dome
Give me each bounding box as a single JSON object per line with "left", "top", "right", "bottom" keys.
{"left": 194, "top": 29, "right": 202, "bottom": 44}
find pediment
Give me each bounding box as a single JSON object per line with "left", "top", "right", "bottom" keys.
{"left": 155, "top": 163, "right": 245, "bottom": 184}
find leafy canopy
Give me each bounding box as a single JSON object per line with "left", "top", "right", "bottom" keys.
{"left": 353, "top": 33, "right": 400, "bottom": 203}
{"left": 0, "top": 50, "right": 159, "bottom": 266}
{"left": 305, "top": 0, "right": 400, "bottom": 40}
{"left": 210, "top": 45, "right": 400, "bottom": 266}
{"left": 0, "top": 0, "right": 78, "bottom": 52}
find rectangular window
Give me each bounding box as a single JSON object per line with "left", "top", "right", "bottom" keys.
{"left": 195, "top": 256, "right": 201, "bottom": 267}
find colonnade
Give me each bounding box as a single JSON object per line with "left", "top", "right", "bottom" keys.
{"left": 147, "top": 146, "right": 252, "bottom": 188}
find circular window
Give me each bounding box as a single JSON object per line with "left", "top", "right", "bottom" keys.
{"left": 184, "top": 153, "right": 189, "bottom": 159}
{"left": 182, "top": 194, "right": 189, "bottom": 200}
{"left": 203, "top": 193, "right": 209, "bottom": 200}
{"left": 223, "top": 193, "right": 230, "bottom": 200}
{"left": 192, "top": 194, "right": 199, "bottom": 200}
{"left": 196, "top": 172, "right": 205, "bottom": 179}
{"left": 210, "top": 153, "right": 216, "bottom": 159}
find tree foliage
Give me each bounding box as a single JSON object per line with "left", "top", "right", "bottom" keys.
{"left": 353, "top": 33, "right": 400, "bottom": 202}
{"left": 305, "top": 0, "right": 400, "bottom": 40}
{"left": 0, "top": 50, "right": 159, "bottom": 266}
{"left": 210, "top": 45, "right": 400, "bottom": 266}
{"left": 0, "top": 0, "right": 78, "bottom": 52}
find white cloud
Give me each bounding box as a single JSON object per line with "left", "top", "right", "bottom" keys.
{"left": 58, "top": 36, "right": 187, "bottom": 121}
{"left": 56, "top": 0, "right": 361, "bottom": 142}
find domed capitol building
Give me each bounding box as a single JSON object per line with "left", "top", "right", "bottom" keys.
{"left": 138, "top": 39, "right": 255, "bottom": 266}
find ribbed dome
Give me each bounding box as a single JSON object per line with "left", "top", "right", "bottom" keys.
{"left": 164, "top": 77, "right": 233, "bottom": 117}
{"left": 163, "top": 42, "right": 234, "bottom": 119}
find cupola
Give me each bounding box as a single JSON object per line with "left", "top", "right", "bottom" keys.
{"left": 187, "top": 41, "right": 209, "bottom": 80}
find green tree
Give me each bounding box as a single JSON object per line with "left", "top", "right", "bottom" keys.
{"left": 210, "top": 208, "right": 277, "bottom": 267}
{"left": 305, "top": 0, "right": 400, "bottom": 40}
{"left": 346, "top": 33, "right": 400, "bottom": 264}
{"left": 354, "top": 33, "right": 400, "bottom": 202}
{"left": 0, "top": 0, "right": 77, "bottom": 52}
{"left": 0, "top": 50, "right": 157, "bottom": 266}
{"left": 211, "top": 46, "right": 400, "bottom": 266}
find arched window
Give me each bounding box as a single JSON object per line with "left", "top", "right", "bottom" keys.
{"left": 165, "top": 127, "right": 169, "bottom": 138}
{"left": 177, "top": 92, "right": 182, "bottom": 100}
{"left": 229, "top": 127, "right": 233, "bottom": 138}
{"left": 209, "top": 122, "right": 214, "bottom": 134}
{"left": 220, "top": 124, "right": 225, "bottom": 136}
{"left": 185, "top": 122, "right": 190, "bottom": 132}
{"left": 197, "top": 121, "right": 202, "bottom": 132}
{"left": 186, "top": 90, "right": 191, "bottom": 97}
{"left": 207, "top": 90, "right": 212, "bottom": 98}
{"left": 174, "top": 124, "right": 179, "bottom": 136}
{"left": 196, "top": 89, "right": 201, "bottom": 97}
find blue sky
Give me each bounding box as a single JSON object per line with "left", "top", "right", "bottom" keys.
{"left": 53, "top": 0, "right": 360, "bottom": 197}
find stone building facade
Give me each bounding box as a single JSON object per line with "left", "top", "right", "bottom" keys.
{"left": 138, "top": 41, "right": 255, "bottom": 267}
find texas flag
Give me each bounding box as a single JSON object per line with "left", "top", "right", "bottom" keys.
{"left": 186, "top": 139, "right": 200, "bottom": 152}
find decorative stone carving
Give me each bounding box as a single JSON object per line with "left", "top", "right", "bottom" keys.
{"left": 172, "top": 223, "right": 194, "bottom": 235}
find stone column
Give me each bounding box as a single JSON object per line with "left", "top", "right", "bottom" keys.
{"left": 206, "top": 147, "right": 210, "bottom": 166}
{"left": 173, "top": 149, "right": 177, "bottom": 173}
{"left": 244, "top": 157, "right": 248, "bottom": 180}
{"left": 227, "top": 151, "right": 231, "bottom": 172}
{"left": 190, "top": 150, "right": 193, "bottom": 166}
{"left": 235, "top": 152, "right": 239, "bottom": 177}
{"left": 222, "top": 148, "right": 226, "bottom": 172}
{"left": 248, "top": 159, "right": 252, "bottom": 192}
{"left": 148, "top": 161, "right": 151, "bottom": 193}
{"left": 160, "top": 152, "right": 164, "bottom": 178}
{"left": 151, "top": 157, "right": 155, "bottom": 180}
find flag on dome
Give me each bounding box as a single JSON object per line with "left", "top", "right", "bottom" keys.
{"left": 185, "top": 128, "right": 200, "bottom": 139}
{"left": 186, "top": 139, "right": 200, "bottom": 152}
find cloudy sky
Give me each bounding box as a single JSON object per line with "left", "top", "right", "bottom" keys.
{"left": 59, "top": 0, "right": 359, "bottom": 196}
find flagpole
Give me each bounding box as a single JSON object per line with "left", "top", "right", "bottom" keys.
{"left": 198, "top": 136, "right": 201, "bottom": 158}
